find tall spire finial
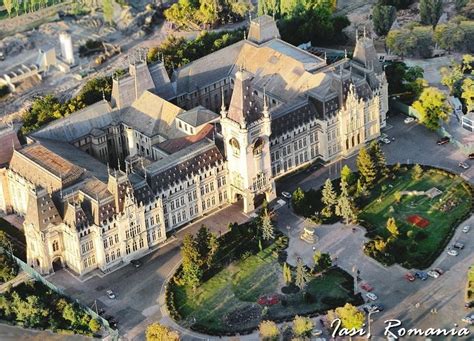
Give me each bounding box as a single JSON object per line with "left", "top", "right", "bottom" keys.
{"left": 363, "top": 25, "right": 367, "bottom": 38}
{"left": 102, "top": 89, "right": 106, "bottom": 101}
{"left": 221, "top": 87, "right": 226, "bottom": 112}
{"left": 243, "top": 29, "right": 247, "bottom": 40}
{"left": 344, "top": 49, "right": 347, "bottom": 58}
{"left": 356, "top": 28, "right": 359, "bottom": 42}
{"left": 324, "top": 51, "right": 327, "bottom": 62}
{"left": 263, "top": 86, "right": 268, "bottom": 112}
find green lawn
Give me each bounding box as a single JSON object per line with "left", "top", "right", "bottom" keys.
{"left": 171, "top": 243, "right": 361, "bottom": 334}
{"left": 360, "top": 167, "right": 472, "bottom": 268}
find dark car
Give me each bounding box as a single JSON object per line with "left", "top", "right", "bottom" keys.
{"left": 104, "top": 315, "right": 118, "bottom": 328}
{"left": 436, "top": 136, "right": 450, "bottom": 145}
{"left": 130, "top": 259, "right": 142, "bottom": 268}
{"left": 469, "top": 153, "right": 474, "bottom": 160}
{"left": 465, "top": 301, "right": 474, "bottom": 309}
{"left": 415, "top": 271, "right": 428, "bottom": 280}
{"left": 364, "top": 303, "right": 384, "bottom": 313}
{"left": 454, "top": 242, "right": 465, "bottom": 250}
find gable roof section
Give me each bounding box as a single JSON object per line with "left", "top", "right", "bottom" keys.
{"left": 177, "top": 106, "right": 219, "bottom": 127}
{"left": 156, "top": 124, "right": 214, "bottom": 154}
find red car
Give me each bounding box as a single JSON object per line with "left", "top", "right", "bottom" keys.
{"left": 257, "top": 295, "right": 279, "bottom": 306}
{"left": 360, "top": 282, "right": 374, "bottom": 291}
{"left": 404, "top": 272, "right": 416, "bottom": 282}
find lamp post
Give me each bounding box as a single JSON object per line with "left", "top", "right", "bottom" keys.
{"left": 367, "top": 308, "right": 380, "bottom": 339}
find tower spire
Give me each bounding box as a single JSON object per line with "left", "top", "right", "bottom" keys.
{"left": 263, "top": 86, "right": 268, "bottom": 113}
{"left": 220, "top": 87, "right": 226, "bottom": 114}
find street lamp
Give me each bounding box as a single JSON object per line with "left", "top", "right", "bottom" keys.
{"left": 367, "top": 308, "right": 380, "bottom": 339}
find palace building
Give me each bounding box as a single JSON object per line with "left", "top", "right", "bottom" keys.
{"left": 0, "top": 16, "right": 388, "bottom": 277}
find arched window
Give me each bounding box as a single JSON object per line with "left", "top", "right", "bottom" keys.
{"left": 52, "top": 240, "right": 59, "bottom": 252}
{"left": 252, "top": 138, "right": 264, "bottom": 156}
{"left": 229, "top": 138, "right": 240, "bottom": 157}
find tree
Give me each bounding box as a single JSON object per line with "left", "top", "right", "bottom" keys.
{"left": 434, "top": 22, "right": 465, "bottom": 53}
{"left": 4, "top": 0, "right": 14, "bottom": 17}
{"left": 419, "top": 0, "right": 443, "bottom": 26}
{"left": 369, "top": 141, "right": 388, "bottom": 177}
{"left": 89, "top": 318, "right": 101, "bottom": 333}
{"left": 374, "top": 238, "right": 387, "bottom": 252}
{"left": 195, "top": 225, "right": 219, "bottom": 270}
{"left": 181, "top": 234, "right": 202, "bottom": 289}
{"left": 386, "top": 28, "right": 418, "bottom": 58}
{"left": 321, "top": 178, "right": 337, "bottom": 217}
{"left": 294, "top": 257, "right": 309, "bottom": 290}
{"left": 340, "top": 165, "right": 355, "bottom": 185}
{"left": 462, "top": 77, "right": 474, "bottom": 112}
{"left": 260, "top": 209, "right": 275, "bottom": 241}
{"left": 386, "top": 217, "right": 400, "bottom": 237}
{"left": 313, "top": 251, "right": 332, "bottom": 272}
{"left": 282, "top": 262, "right": 292, "bottom": 285}
{"left": 335, "top": 303, "right": 365, "bottom": 330}
{"left": 356, "top": 147, "right": 377, "bottom": 186}
{"left": 291, "top": 187, "right": 306, "bottom": 214}
{"left": 336, "top": 190, "right": 357, "bottom": 224}
{"left": 412, "top": 87, "right": 450, "bottom": 130}
{"left": 372, "top": 4, "right": 396, "bottom": 36}
{"left": 259, "top": 320, "right": 279, "bottom": 340}
{"left": 146, "top": 323, "right": 180, "bottom": 341}
{"left": 293, "top": 315, "right": 313, "bottom": 337}
{"left": 412, "top": 164, "right": 423, "bottom": 180}
{"left": 102, "top": 0, "right": 114, "bottom": 24}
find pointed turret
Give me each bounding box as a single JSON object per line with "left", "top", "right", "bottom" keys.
{"left": 227, "top": 70, "right": 262, "bottom": 127}
{"left": 353, "top": 28, "right": 382, "bottom": 74}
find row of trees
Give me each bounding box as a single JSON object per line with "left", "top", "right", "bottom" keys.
{"left": 0, "top": 281, "right": 100, "bottom": 334}
{"left": 147, "top": 29, "right": 244, "bottom": 75}
{"left": 21, "top": 76, "right": 112, "bottom": 134}
{"left": 0, "top": 231, "right": 18, "bottom": 283}
{"left": 164, "top": 0, "right": 251, "bottom": 29}
{"left": 440, "top": 54, "right": 474, "bottom": 111}
{"left": 387, "top": 18, "right": 474, "bottom": 57}
{"left": 2, "top": 0, "right": 64, "bottom": 17}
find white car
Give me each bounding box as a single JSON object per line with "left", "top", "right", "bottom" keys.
{"left": 311, "top": 329, "right": 323, "bottom": 336}
{"left": 463, "top": 226, "right": 470, "bottom": 233}
{"left": 458, "top": 162, "right": 470, "bottom": 170}
{"left": 447, "top": 249, "right": 459, "bottom": 256}
{"left": 381, "top": 137, "right": 391, "bottom": 144}
{"left": 427, "top": 270, "right": 439, "bottom": 278}
{"left": 281, "top": 191, "right": 292, "bottom": 199}
{"left": 366, "top": 292, "right": 378, "bottom": 301}
{"left": 404, "top": 117, "right": 415, "bottom": 124}
{"left": 106, "top": 289, "right": 116, "bottom": 299}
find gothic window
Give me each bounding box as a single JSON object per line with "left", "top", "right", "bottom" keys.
{"left": 106, "top": 254, "right": 110, "bottom": 263}
{"left": 111, "top": 251, "right": 115, "bottom": 261}
{"left": 139, "top": 239, "right": 144, "bottom": 248}
{"left": 51, "top": 240, "right": 59, "bottom": 253}
{"left": 252, "top": 138, "right": 264, "bottom": 156}
{"left": 126, "top": 244, "right": 131, "bottom": 255}
{"left": 133, "top": 240, "right": 138, "bottom": 251}
{"left": 229, "top": 138, "right": 240, "bottom": 157}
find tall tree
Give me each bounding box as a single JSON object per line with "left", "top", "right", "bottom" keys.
{"left": 372, "top": 4, "right": 396, "bottom": 36}
{"left": 102, "top": 0, "right": 114, "bottom": 24}
{"left": 4, "top": 0, "right": 14, "bottom": 17}
{"left": 294, "top": 257, "right": 309, "bottom": 290}
{"left": 412, "top": 163, "right": 423, "bottom": 180}
{"left": 260, "top": 209, "right": 275, "bottom": 241}
{"left": 146, "top": 322, "right": 180, "bottom": 341}
{"left": 412, "top": 87, "right": 450, "bottom": 130}
{"left": 321, "top": 178, "right": 337, "bottom": 218}
{"left": 181, "top": 234, "right": 202, "bottom": 289}
{"left": 462, "top": 77, "right": 474, "bottom": 112}
{"left": 335, "top": 303, "right": 365, "bottom": 330}
{"left": 419, "top": 0, "right": 443, "bottom": 26}
{"left": 356, "top": 146, "right": 377, "bottom": 186}
{"left": 369, "top": 141, "right": 388, "bottom": 177}
{"left": 386, "top": 29, "right": 418, "bottom": 58}
{"left": 386, "top": 217, "right": 399, "bottom": 237}
{"left": 291, "top": 187, "right": 306, "bottom": 214}
{"left": 282, "top": 262, "right": 292, "bottom": 285}
{"left": 313, "top": 251, "right": 332, "bottom": 272}
{"left": 336, "top": 181, "right": 357, "bottom": 225}
{"left": 434, "top": 22, "right": 465, "bottom": 53}
{"left": 340, "top": 165, "right": 355, "bottom": 185}
{"left": 195, "top": 225, "right": 219, "bottom": 269}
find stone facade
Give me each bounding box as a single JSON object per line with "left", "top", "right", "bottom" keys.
{"left": 0, "top": 16, "right": 388, "bottom": 277}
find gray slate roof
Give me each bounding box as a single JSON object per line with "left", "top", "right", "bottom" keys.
{"left": 177, "top": 105, "right": 219, "bottom": 127}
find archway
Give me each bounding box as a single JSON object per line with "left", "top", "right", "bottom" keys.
{"left": 233, "top": 193, "right": 244, "bottom": 210}
{"left": 253, "top": 193, "right": 266, "bottom": 209}
{"left": 52, "top": 257, "right": 63, "bottom": 272}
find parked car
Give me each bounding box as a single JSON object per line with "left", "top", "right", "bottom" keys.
{"left": 433, "top": 268, "right": 444, "bottom": 275}
{"left": 106, "top": 290, "right": 116, "bottom": 299}
{"left": 454, "top": 242, "right": 465, "bottom": 250}
{"left": 364, "top": 303, "right": 384, "bottom": 313}
{"left": 381, "top": 137, "right": 391, "bottom": 144}
{"left": 462, "top": 313, "right": 474, "bottom": 325}
{"left": 281, "top": 191, "right": 292, "bottom": 199}
{"left": 469, "top": 153, "right": 474, "bottom": 160}
{"left": 463, "top": 226, "right": 471, "bottom": 233}
{"left": 404, "top": 117, "right": 415, "bottom": 124}
{"left": 360, "top": 282, "right": 374, "bottom": 292}
{"left": 437, "top": 136, "right": 450, "bottom": 145}
{"left": 427, "top": 270, "right": 439, "bottom": 278}
{"left": 404, "top": 272, "right": 416, "bottom": 282}
{"left": 130, "top": 259, "right": 142, "bottom": 268}
{"left": 104, "top": 315, "right": 118, "bottom": 328}
{"left": 448, "top": 249, "right": 459, "bottom": 256}
{"left": 459, "top": 162, "right": 470, "bottom": 170}
{"left": 366, "top": 292, "right": 378, "bottom": 301}
{"left": 415, "top": 271, "right": 428, "bottom": 281}
{"left": 465, "top": 301, "right": 474, "bottom": 309}
{"left": 311, "top": 329, "right": 323, "bottom": 336}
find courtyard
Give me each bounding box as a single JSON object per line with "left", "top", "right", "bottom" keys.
{"left": 360, "top": 166, "right": 472, "bottom": 268}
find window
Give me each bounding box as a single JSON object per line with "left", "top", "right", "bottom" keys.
{"left": 106, "top": 254, "right": 110, "bottom": 263}
{"left": 126, "top": 244, "right": 131, "bottom": 255}
{"left": 104, "top": 239, "right": 108, "bottom": 249}
{"left": 52, "top": 240, "right": 59, "bottom": 252}
{"left": 133, "top": 240, "right": 138, "bottom": 251}
{"left": 117, "top": 248, "right": 121, "bottom": 257}
{"left": 139, "top": 239, "right": 144, "bottom": 248}
{"left": 253, "top": 138, "right": 264, "bottom": 156}
{"left": 229, "top": 138, "right": 240, "bottom": 157}
{"left": 111, "top": 251, "right": 115, "bottom": 261}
